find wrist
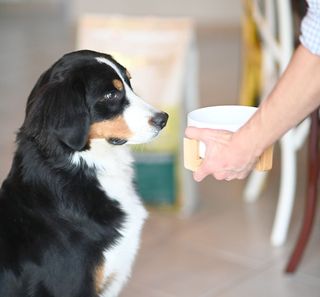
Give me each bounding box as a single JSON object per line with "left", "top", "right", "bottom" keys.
{"left": 231, "top": 111, "right": 266, "bottom": 159}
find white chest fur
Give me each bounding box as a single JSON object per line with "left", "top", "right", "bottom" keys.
{"left": 72, "top": 140, "right": 148, "bottom": 297}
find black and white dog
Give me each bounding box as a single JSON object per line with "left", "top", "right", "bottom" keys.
{"left": 0, "top": 50, "right": 168, "bottom": 297}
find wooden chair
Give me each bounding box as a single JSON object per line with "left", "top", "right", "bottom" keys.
{"left": 286, "top": 109, "right": 320, "bottom": 273}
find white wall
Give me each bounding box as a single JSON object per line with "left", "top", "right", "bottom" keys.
{"left": 68, "top": 0, "right": 241, "bottom": 26}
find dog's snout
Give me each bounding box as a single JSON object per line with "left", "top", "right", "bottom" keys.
{"left": 149, "top": 112, "right": 169, "bottom": 130}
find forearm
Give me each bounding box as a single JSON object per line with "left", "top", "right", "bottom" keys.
{"left": 234, "top": 44, "right": 320, "bottom": 157}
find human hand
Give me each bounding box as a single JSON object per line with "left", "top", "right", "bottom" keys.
{"left": 185, "top": 127, "right": 259, "bottom": 182}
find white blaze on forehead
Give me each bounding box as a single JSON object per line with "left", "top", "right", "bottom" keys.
{"left": 96, "top": 57, "right": 124, "bottom": 82}
{"left": 95, "top": 57, "right": 154, "bottom": 110}
{"left": 96, "top": 57, "right": 160, "bottom": 143}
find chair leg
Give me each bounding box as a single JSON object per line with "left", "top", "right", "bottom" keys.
{"left": 244, "top": 171, "right": 268, "bottom": 203}
{"left": 286, "top": 110, "right": 320, "bottom": 273}
{"left": 271, "top": 131, "right": 297, "bottom": 246}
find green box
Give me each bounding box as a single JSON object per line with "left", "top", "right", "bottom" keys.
{"left": 134, "top": 152, "right": 176, "bottom": 206}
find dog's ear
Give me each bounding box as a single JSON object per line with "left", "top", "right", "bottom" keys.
{"left": 54, "top": 109, "right": 90, "bottom": 151}
{"left": 52, "top": 80, "right": 91, "bottom": 151}
{"left": 22, "top": 76, "right": 91, "bottom": 152}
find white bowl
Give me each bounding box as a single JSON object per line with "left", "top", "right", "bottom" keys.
{"left": 187, "top": 105, "right": 257, "bottom": 157}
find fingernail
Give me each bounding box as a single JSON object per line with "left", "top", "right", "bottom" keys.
{"left": 194, "top": 173, "right": 202, "bottom": 182}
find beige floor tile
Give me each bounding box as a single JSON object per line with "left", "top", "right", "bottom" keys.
{"left": 129, "top": 237, "right": 254, "bottom": 297}
{"left": 173, "top": 200, "right": 284, "bottom": 264}
{"left": 211, "top": 260, "right": 320, "bottom": 297}
{"left": 121, "top": 282, "right": 177, "bottom": 297}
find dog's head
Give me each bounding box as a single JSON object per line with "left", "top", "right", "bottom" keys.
{"left": 21, "top": 50, "right": 168, "bottom": 152}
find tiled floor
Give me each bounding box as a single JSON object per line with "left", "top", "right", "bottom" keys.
{"left": 1, "top": 3, "right": 320, "bottom": 297}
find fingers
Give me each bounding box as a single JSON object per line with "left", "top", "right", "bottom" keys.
{"left": 185, "top": 126, "right": 207, "bottom": 141}
{"left": 193, "top": 168, "right": 208, "bottom": 182}
{"left": 194, "top": 170, "right": 249, "bottom": 182}
{"left": 185, "top": 126, "right": 252, "bottom": 182}
{"left": 193, "top": 163, "right": 251, "bottom": 182}
{"left": 193, "top": 162, "right": 229, "bottom": 182}
{"left": 185, "top": 127, "right": 231, "bottom": 143}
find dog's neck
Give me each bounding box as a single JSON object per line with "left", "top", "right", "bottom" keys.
{"left": 71, "top": 139, "right": 134, "bottom": 177}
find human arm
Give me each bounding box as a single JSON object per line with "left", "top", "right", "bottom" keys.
{"left": 185, "top": 44, "right": 320, "bottom": 182}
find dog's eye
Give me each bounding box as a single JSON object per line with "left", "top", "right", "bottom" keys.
{"left": 99, "top": 91, "right": 121, "bottom": 102}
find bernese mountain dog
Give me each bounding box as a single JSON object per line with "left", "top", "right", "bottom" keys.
{"left": 0, "top": 50, "right": 168, "bottom": 297}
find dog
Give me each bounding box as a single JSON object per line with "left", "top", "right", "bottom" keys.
{"left": 0, "top": 50, "right": 168, "bottom": 297}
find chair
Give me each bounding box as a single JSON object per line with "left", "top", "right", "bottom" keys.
{"left": 286, "top": 109, "right": 319, "bottom": 273}
{"left": 243, "top": 0, "right": 310, "bottom": 247}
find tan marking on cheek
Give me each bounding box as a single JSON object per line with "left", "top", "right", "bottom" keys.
{"left": 95, "top": 263, "right": 105, "bottom": 293}
{"left": 94, "top": 263, "right": 117, "bottom": 294}
{"left": 125, "top": 70, "right": 131, "bottom": 79}
{"left": 102, "top": 272, "right": 117, "bottom": 292}
{"left": 112, "top": 79, "right": 123, "bottom": 91}
{"left": 89, "top": 116, "right": 132, "bottom": 140}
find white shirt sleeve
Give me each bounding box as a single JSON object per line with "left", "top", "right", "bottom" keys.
{"left": 300, "top": 0, "right": 320, "bottom": 55}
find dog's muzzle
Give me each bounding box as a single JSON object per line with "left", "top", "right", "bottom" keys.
{"left": 107, "top": 112, "right": 168, "bottom": 145}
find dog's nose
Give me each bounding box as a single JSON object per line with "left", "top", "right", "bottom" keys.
{"left": 149, "top": 112, "right": 169, "bottom": 130}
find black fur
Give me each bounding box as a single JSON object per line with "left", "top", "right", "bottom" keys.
{"left": 0, "top": 50, "right": 134, "bottom": 297}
